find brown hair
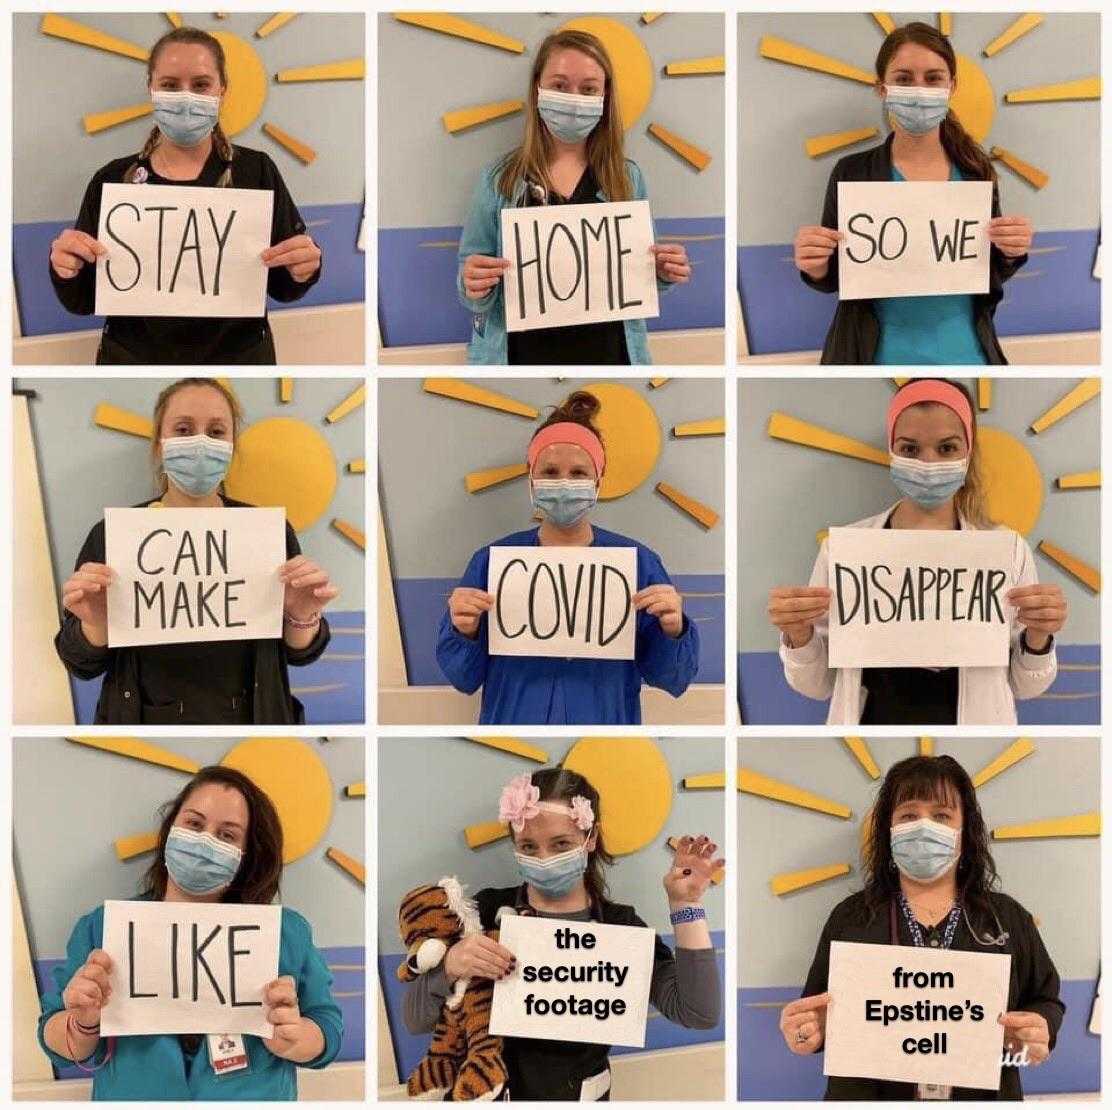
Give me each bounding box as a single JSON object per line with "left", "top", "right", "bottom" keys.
{"left": 125, "top": 27, "right": 234, "bottom": 186}
{"left": 139, "top": 765, "right": 284, "bottom": 904}
{"left": 497, "top": 30, "right": 631, "bottom": 203}
{"left": 531, "top": 389, "right": 603, "bottom": 445}
{"left": 875, "top": 21, "right": 996, "bottom": 183}
{"left": 150, "top": 377, "right": 243, "bottom": 489}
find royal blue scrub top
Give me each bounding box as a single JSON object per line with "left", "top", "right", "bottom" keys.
{"left": 436, "top": 526, "right": 700, "bottom": 724}
{"left": 873, "top": 164, "right": 988, "bottom": 366}
{"left": 38, "top": 902, "right": 343, "bottom": 1101}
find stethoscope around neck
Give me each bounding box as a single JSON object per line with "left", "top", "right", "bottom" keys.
{"left": 889, "top": 895, "right": 1010, "bottom": 947}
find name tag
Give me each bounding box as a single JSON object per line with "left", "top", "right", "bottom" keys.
{"left": 208, "top": 1032, "right": 249, "bottom": 1075}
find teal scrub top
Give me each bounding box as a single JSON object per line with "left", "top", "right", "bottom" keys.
{"left": 873, "top": 164, "right": 989, "bottom": 366}
{"left": 38, "top": 902, "right": 344, "bottom": 1101}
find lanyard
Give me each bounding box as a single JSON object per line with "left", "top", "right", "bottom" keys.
{"left": 894, "top": 890, "right": 962, "bottom": 949}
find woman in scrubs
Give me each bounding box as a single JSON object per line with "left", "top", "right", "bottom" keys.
{"left": 39, "top": 764, "right": 343, "bottom": 1099}
{"left": 437, "top": 390, "right": 700, "bottom": 724}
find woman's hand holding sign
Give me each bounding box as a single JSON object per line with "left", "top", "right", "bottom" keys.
{"left": 280, "top": 555, "right": 338, "bottom": 649}
{"left": 634, "top": 584, "right": 684, "bottom": 638}
{"left": 449, "top": 587, "right": 495, "bottom": 639}
{"left": 444, "top": 934, "right": 516, "bottom": 984}
{"left": 651, "top": 242, "right": 691, "bottom": 284}
{"left": 999, "top": 1010, "right": 1051, "bottom": 1065}
{"left": 986, "top": 216, "right": 1033, "bottom": 259}
{"left": 462, "top": 255, "right": 511, "bottom": 301}
{"left": 261, "top": 235, "right": 321, "bottom": 283}
{"left": 50, "top": 229, "right": 107, "bottom": 279}
{"left": 63, "top": 949, "right": 113, "bottom": 1029}
{"left": 793, "top": 226, "right": 842, "bottom": 280}
{"left": 61, "top": 562, "right": 113, "bottom": 648}
{"left": 261, "top": 976, "right": 325, "bottom": 1063}
{"left": 780, "top": 991, "right": 832, "bottom": 1055}
{"left": 1008, "top": 583, "right": 1067, "bottom": 651}
{"left": 767, "top": 586, "right": 833, "bottom": 648}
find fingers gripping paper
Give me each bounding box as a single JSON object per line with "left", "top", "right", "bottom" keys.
{"left": 100, "top": 900, "right": 281, "bottom": 1037}
{"left": 490, "top": 915, "right": 655, "bottom": 1048}
{"left": 105, "top": 507, "right": 286, "bottom": 648}
{"left": 487, "top": 546, "right": 637, "bottom": 660}
{"left": 824, "top": 941, "right": 1010, "bottom": 1091}
{"left": 826, "top": 527, "right": 1014, "bottom": 669}
{"left": 95, "top": 183, "right": 274, "bottom": 317}
{"left": 501, "top": 200, "right": 660, "bottom": 332}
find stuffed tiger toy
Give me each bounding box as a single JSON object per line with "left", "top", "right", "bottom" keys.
{"left": 396, "top": 877, "right": 509, "bottom": 1101}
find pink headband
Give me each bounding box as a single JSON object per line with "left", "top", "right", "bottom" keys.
{"left": 498, "top": 773, "right": 595, "bottom": 834}
{"left": 527, "top": 423, "right": 606, "bottom": 478}
{"left": 887, "top": 381, "right": 974, "bottom": 450}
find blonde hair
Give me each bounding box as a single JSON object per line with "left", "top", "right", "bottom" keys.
{"left": 496, "top": 30, "right": 631, "bottom": 203}
{"left": 149, "top": 378, "right": 242, "bottom": 491}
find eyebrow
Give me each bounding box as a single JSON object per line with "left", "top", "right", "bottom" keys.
{"left": 182, "top": 807, "right": 243, "bottom": 831}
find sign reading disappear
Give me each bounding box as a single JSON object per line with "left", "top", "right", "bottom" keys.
{"left": 837, "top": 181, "right": 992, "bottom": 300}
{"left": 824, "top": 941, "right": 1010, "bottom": 1091}
{"left": 826, "top": 527, "right": 1014, "bottom": 669}
{"left": 500, "top": 200, "right": 660, "bottom": 332}
{"left": 100, "top": 900, "right": 281, "bottom": 1037}
{"left": 95, "top": 183, "right": 274, "bottom": 317}
{"left": 105, "top": 507, "right": 286, "bottom": 648}
{"left": 487, "top": 546, "right": 637, "bottom": 660}
{"left": 490, "top": 915, "right": 655, "bottom": 1048}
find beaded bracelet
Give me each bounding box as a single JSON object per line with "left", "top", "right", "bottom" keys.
{"left": 669, "top": 905, "right": 707, "bottom": 926}
{"left": 284, "top": 610, "right": 322, "bottom": 629}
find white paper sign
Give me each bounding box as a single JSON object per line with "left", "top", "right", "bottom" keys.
{"left": 105, "top": 507, "right": 286, "bottom": 648}
{"left": 100, "top": 900, "right": 281, "bottom": 1037}
{"left": 490, "top": 915, "right": 655, "bottom": 1048}
{"left": 487, "top": 545, "right": 637, "bottom": 660}
{"left": 837, "top": 181, "right": 992, "bottom": 300}
{"left": 500, "top": 200, "right": 660, "bottom": 332}
{"left": 824, "top": 941, "right": 1010, "bottom": 1091}
{"left": 826, "top": 527, "right": 1014, "bottom": 669}
{"left": 95, "top": 183, "right": 274, "bottom": 317}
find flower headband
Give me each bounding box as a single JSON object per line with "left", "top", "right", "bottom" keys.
{"left": 498, "top": 773, "right": 595, "bottom": 834}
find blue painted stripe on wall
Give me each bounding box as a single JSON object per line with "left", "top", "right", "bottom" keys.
{"left": 738, "top": 228, "right": 1100, "bottom": 356}
{"left": 378, "top": 216, "right": 725, "bottom": 348}
{"left": 381, "top": 931, "right": 725, "bottom": 1084}
{"left": 13, "top": 203, "right": 365, "bottom": 339}
{"left": 738, "top": 978, "right": 1099, "bottom": 1098}
{"left": 34, "top": 945, "right": 365, "bottom": 1079}
{"left": 738, "top": 643, "right": 1099, "bottom": 726}
{"left": 393, "top": 575, "right": 725, "bottom": 686}
{"left": 68, "top": 608, "right": 365, "bottom": 725}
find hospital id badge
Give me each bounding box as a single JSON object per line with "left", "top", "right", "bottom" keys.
{"left": 208, "top": 1033, "right": 249, "bottom": 1075}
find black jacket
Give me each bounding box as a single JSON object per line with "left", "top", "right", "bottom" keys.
{"left": 49, "top": 144, "right": 320, "bottom": 365}
{"left": 54, "top": 496, "right": 329, "bottom": 724}
{"left": 802, "top": 889, "right": 1065, "bottom": 1100}
{"left": 803, "top": 135, "right": 1026, "bottom": 365}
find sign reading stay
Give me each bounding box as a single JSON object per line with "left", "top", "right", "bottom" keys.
{"left": 95, "top": 183, "right": 274, "bottom": 317}
{"left": 100, "top": 900, "right": 281, "bottom": 1037}
{"left": 501, "top": 200, "right": 659, "bottom": 332}
{"left": 826, "top": 527, "right": 1014, "bottom": 669}
{"left": 104, "top": 506, "right": 286, "bottom": 648}
{"left": 837, "top": 181, "right": 992, "bottom": 300}
{"left": 487, "top": 545, "right": 637, "bottom": 660}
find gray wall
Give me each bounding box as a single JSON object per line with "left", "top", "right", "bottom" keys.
{"left": 379, "top": 378, "right": 724, "bottom": 578}
{"left": 13, "top": 736, "right": 365, "bottom": 956}
{"left": 17, "top": 376, "right": 365, "bottom": 606}
{"left": 738, "top": 13, "right": 1100, "bottom": 244}
{"left": 738, "top": 737, "right": 1100, "bottom": 987}
{"left": 738, "top": 378, "right": 1100, "bottom": 651}
{"left": 378, "top": 737, "right": 725, "bottom": 952}
{"left": 378, "top": 12, "right": 724, "bottom": 227}
{"left": 14, "top": 12, "right": 365, "bottom": 222}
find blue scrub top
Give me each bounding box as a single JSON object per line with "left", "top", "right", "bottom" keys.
{"left": 436, "top": 526, "right": 700, "bottom": 724}
{"left": 874, "top": 164, "right": 989, "bottom": 366}
{"left": 38, "top": 902, "right": 343, "bottom": 1101}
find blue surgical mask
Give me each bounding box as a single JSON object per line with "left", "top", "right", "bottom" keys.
{"left": 161, "top": 434, "right": 233, "bottom": 497}
{"left": 884, "top": 85, "right": 951, "bottom": 135}
{"left": 164, "top": 826, "right": 243, "bottom": 895}
{"left": 514, "top": 845, "right": 589, "bottom": 897}
{"left": 537, "top": 88, "right": 604, "bottom": 143}
{"left": 531, "top": 478, "right": 598, "bottom": 528}
{"left": 890, "top": 817, "right": 959, "bottom": 882}
{"left": 151, "top": 90, "right": 220, "bottom": 147}
{"left": 889, "top": 452, "right": 968, "bottom": 509}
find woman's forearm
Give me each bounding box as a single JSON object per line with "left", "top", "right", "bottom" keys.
{"left": 273, "top": 1017, "right": 325, "bottom": 1064}
{"left": 283, "top": 622, "right": 318, "bottom": 651}
{"left": 43, "top": 1011, "right": 99, "bottom": 1061}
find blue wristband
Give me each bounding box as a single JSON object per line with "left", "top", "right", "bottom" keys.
{"left": 669, "top": 905, "right": 706, "bottom": 926}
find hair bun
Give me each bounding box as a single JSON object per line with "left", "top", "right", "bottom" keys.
{"left": 560, "top": 390, "right": 601, "bottom": 421}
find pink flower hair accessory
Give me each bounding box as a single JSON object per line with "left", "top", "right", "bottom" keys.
{"left": 568, "top": 795, "right": 595, "bottom": 832}
{"left": 498, "top": 773, "right": 540, "bottom": 833}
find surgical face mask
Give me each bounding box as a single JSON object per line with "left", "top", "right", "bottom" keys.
{"left": 514, "top": 845, "right": 589, "bottom": 897}
{"left": 890, "top": 817, "right": 960, "bottom": 882}
{"left": 889, "top": 452, "right": 968, "bottom": 509}
{"left": 884, "top": 85, "right": 951, "bottom": 135}
{"left": 151, "top": 89, "right": 220, "bottom": 147}
{"left": 537, "top": 88, "right": 604, "bottom": 143}
{"left": 531, "top": 478, "right": 598, "bottom": 528}
{"left": 164, "top": 826, "right": 243, "bottom": 895}
{"left": 161, "top": 434, "right": 233, "bottom": 497}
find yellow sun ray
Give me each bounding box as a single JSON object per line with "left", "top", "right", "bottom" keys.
{"left": 279, "top": 378, "right": 293, "bottom": 403}
{"left": 673, "top": 418, "right": 725, "bottom": 437}
{"left": 983, "top": 14, "right": 1044, "bottom": 57}
{"left": 1057, "top": 470, "right": 1100, "bottom": 489}
{"left": 759, "top": 36, "right": 875, "bottom": 85}
{"left": 326, "top": 847, "right": 365, "bottom": 885}
{"left": 871, "top": 14, "right": 896, "bottom": 35}
{"left": 115, "top": 831, "right": 160, "bottom": 861}
{"left": 325, "top": 384, "right": 365, "bottom": 424}
{"left": 1038, "top": 540, "right": 1100, "bottom": 592}
{"left": 665, "top": 56, "right": 725, "bottom": 77}
{"left": 465, "top": 737, "right": 550, "bottom": 762}
{"left": 993, "top": 813, "right": 1100, "bottom": 840}
{"left": 424, "top": 378, "right": 539, "bottom": 419}
{"left": 466, "top": 820, "right": 510, "bottom": 849}
{"left": 991, "top": 146, "right": 1049, "bottom": 190}
{"left": 939, "top": 13, "right": 953, "bottom": 36}
{"left": 93, "top": 403, "right": 154, "bottom": 439}
{"left": 1006, "top": 77, "right": 1101, "bottom": 103}
{"left": 771, "top": 863, "right": 851, "bottom": 896}
{"left": 443, "top": 100, "right": 524, "bottom": 134}
{"left": 805, "top": 127, "right": 879, "bottom": 158}
{"left": 738, "top": 768, "right": 852, "bottom": 819}
{"left": 263, "top": 123, "right": 317, "bottom": 165}
{"left": 666, "top": 837, "right": 723, "bottom": 885}
{"left": 165, "top": 14, "right": 182, "bottom": 29}
{"left": 977, "top": 378, "right": 992, "bottom": 411}
{"left": 347, "top": 459, "right": 366, "bottom": 474}
{"left": 393, "top": 13, "right": 525, "bottom": 54}
{"left": 843, "top": 738, "right": 880, "bottom": 779}
{"left": 649, "top": 378, "right": 670, "bottom": 388}
{"left": 256, "top": 13, "right": 297, "bottom": 38}
{"left": 84, "top": 103, "right": 153, "bottom": 135}
{"left": 656, "top": 482, "right": 719, "bottom": 529}
{"left": 276, "top": 59, "right": 365, "bottom": 83}
{"left": 684, "top": 772, "right": 726, "bottom": 789}
{"left": 972, "top": 738, "right": 1035, "bottom": 787}
{"left": 1030, "top": 379, "right": 1100, "bottom": 433}
{"left": 40, "top": 15, "right": 149, "bottom": 62}
{"left": 767, "top": 412, "right": 887, "bottom": 466}
{"left": 331, "top": 519, "right": 366, "bottom": 550}
{"left": 68, "top": 736, "right": 199, "bottom": 773}
{"left": 919, "top": 738, "right": 934, "bottom": 754}
{"left": 465, "top": 463, "right": 528, "bottom": 494}
{"left": 345, "top": 782, "right": 365, "bottom": 797}
{"left": 641, "top": 13, "right": 663, "bottom": 25}
{"left": 647, "top": 123, "right": 711, "bottom": 171}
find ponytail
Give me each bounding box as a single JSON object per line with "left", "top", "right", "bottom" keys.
{"left": 122, "top": 121, "right": 235, "bottom": 187}
{"left": 939, "top": 111, "right": 996, "bottom": 184}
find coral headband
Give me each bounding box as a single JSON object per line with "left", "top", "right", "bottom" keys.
{"left": 527, "top": 423, "right": 606, "bottom": 477}
{"left": 887, "top": 381, "right": 974, "bottom": 450}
